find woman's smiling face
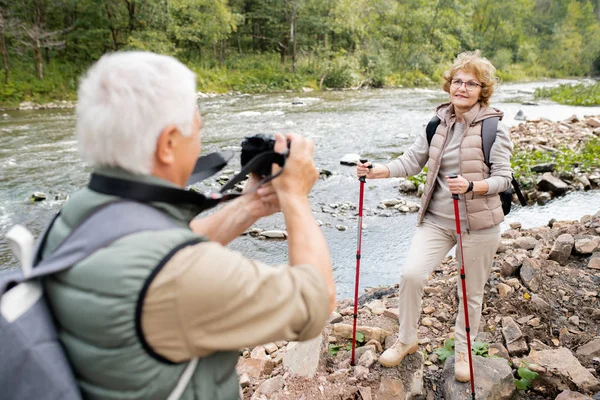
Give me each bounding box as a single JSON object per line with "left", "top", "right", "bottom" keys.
{"left": 449, "top": 70, "right": 482, "bottom": 113}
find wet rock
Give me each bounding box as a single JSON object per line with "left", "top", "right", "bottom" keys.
{"left": 335, "top": 225, "right": 348, "bottom": 231}
{"left": 515, "top": 109, "right": 527, "bottom": 121}
{"left": 531, "top": 162, "right": 556, "bottom": 173}
{"left": 574, "top": 236, "right": 600, "bottom": 255}
{"left": 555, "top": 390, "right": 593, "bottom": 400}
{"left": 442, "top": 355, "right": 515, "bottom": 400}
{"left": 340, "top": 153, "right": 361, "bottom": 166}
{"left": 502, "top": 317, "right": 529, "bottom": 356}
{"left": 520, "top": 257, "right": 542, "bottom": 292}
{"left": 527, "top": 347, "right": 600, "bottom": 393}
{"left": 382, "top": 199, "right": 402, "bottom": 207}
{"left": 260, "top": 230, "right": 287, "bottom": 239}
{"left": 332, "top": 323, "right": 392, "bottom": 344}
{"left": 549, "top": 234, "right": 575, "bottom": 265}
{"left": 538, "top": 173, "right": 569, "bottom": 195}
{"left": 537, "top": 192, "right": 552, "bottom": 205}
{"left": 283, "top": 335, "right": 322, "bottom": 378}
{"left": 378, "top": 377, "right": 405, "bottom": 399}
{"left": 251, "top": 376, "right": 284, "bottom": 400}
{"left": 31, "top": 192, "right": 47, "bottom": 201}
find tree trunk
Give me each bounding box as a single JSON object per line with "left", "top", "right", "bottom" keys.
{"left": 290, "top": 3, "right": 297, "bottom": 73}
{"left": 34, "top": 37, "right": 44, "bottom": 80}
{"left": 105, "top": 2, "right": 120, "bottom": 50}
{"left": 0, "top": 9, "right": 9, "bottom": 83}
{"left": 280, "top": 37, "right": 287, "bottom": 67}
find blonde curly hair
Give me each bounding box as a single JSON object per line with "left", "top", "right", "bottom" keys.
{"left": 442, "top": 50, "right": 499, "bottom": 107}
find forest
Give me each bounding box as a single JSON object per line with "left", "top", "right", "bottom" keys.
{"left": 0, "top": 0, "right": 599, "bottom": 106}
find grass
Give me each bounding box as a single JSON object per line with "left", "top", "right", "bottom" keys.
{"left": 534, "top": 82, "right": 600, "bottom": 106}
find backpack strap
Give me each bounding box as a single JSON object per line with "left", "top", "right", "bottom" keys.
{"left": 426, "top": 116, "right": 441, "bottom": 146}
{"left": 29, "top": 201, "right": 179, "bottom": 280}
{"left": 481, "top": 116, "right": 500, "bottom": 169}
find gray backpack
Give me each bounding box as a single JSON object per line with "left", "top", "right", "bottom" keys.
{"left": 0, "top": 201, "right": 197, "bottom": 400}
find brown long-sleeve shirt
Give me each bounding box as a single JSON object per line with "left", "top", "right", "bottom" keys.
{"left": 141, "top": 241, "right": 330, "bottom": 362}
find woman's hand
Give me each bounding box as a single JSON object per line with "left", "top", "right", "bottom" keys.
{"left": 356, "top": 160, "right": 372, "bottom": 178}
{"left": 356, "top": 161, "right": 389, "bottom": 179}
{"left": 446, "top": 174, "right": 470, "bottom": 194}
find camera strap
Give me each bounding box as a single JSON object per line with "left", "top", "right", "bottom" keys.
{"left": 220, "top": 151, "right": 287, "bottom": 193}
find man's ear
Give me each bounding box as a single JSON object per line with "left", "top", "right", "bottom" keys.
{"left": 155, "top": 125, "right": 179, "bottom": 166}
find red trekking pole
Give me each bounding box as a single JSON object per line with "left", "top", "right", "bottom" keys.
{"left": 449, "top": 174, "right": 476, "bottom": 399}
{"left": 351, "top": 159, "right": 371, "bottom": 366}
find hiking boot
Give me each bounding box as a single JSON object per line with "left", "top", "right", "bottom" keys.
{"left": 455, "top": 352, "right": 470, "bottom": 382}
{"left": 378, "top": 340, "right": 418, "bottom": 367}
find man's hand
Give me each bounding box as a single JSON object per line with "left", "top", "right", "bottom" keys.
{"left": 270, "top": 133, "right": 318, "bottom": 199}
{"left": 243, "top": 174, "right": 280, "bottom": 219}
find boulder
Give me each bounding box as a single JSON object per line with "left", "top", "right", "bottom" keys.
{"left": 520, "top": 257, "right": 542, "bottom": 292}
{"left": 398, "top": 179, "right": 417, "bottom": 193}
{"left": 527, "top": 347, "right": 600, "bottom": 393}
{"left": 538, "top": 173, "right": 569, "bottom": 195}
{"left": 515, "top": 109, "right": 527, "bottom": 121}
{"left": 588, "top": 253, "right": 600, "bottom": 270}
{"left": 442, "top": 355, "right": 515, "bottom": 400}
{"left": 378, "top": 378, "right": 405, "bottom": 399}
{"left": 237, "top": 358, "right": 275, "bottom": 379}
{"left": 333, "top": 323, "right": 392, "bottom": 344}
{"left": 251, "top": 376, "right": 285, "bottom": 400}
{"left": 574, "top": 236, "right": 600, "bottom": 255}
{"left": 549, "top": 234, "right": 574, "bottom": 265}
{"left": 283, "top": 335, "right": 322, "bottom": 378}
{"left": 576, "top": 338, "right": 600, "bottom": 358}
{"left": 531, "top": 162, "right": 556, "bottom": 173}
{"left": 516, "top": 236, "right": 538, "bottom": 250}
{"left": 340, "top": 153, "right": 361, "bottom": 166}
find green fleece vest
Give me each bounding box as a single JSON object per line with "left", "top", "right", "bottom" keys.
{"left": 42, "top": 168, "right": 240, "bottom": 400}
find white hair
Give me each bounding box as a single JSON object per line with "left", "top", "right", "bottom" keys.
{"left": 76, "top": 51, "right": 197, "bottom": 175}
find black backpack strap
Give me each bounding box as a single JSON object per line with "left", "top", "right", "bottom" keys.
{"left": 481, "top": 116, "right": 500, "bottom": 169}
{"left": 512, "top": 175, "right": 527, "bottom": 206}
{"left": 426, "top": 116, "right": 441, "bottom": 146}
{"left": 29, "top": 201, "right": 180, "bottom": 280}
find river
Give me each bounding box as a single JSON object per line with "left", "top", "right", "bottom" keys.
{"left": 1, "top": 79, "right": 600, "bottom": 298}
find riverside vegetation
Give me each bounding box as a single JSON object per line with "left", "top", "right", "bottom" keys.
{"left": 1, "top": 0, "right": 600, "bottom": 108}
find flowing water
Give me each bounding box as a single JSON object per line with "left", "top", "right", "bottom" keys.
{"left": 1, "top": 79, "right": 600, "bottom": 298}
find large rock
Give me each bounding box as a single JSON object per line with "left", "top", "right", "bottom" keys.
{"left": 549, "top": 234, "right": 575, "bottom": 265}
{"left": 527, "top": 347, "right": 600, "bottom": 393}
{"left": 576, "top": 337, "right": 600, "bottom": 357}
{"left": 538, "top": 173, "right": 569, "bottom": 195}
{"left": 555, "top": 390, "right": 593, "bottom": 400}
{"left": 378, "top": 378, "right": 405, "bottom": 399}
{"left": 442, "top": 355, "right": 515, "bottom": 400}
{"left": 502, "top": 317, "right": 529, "bottom": 356}
{"left": 237, "top": 358, "right": 276, "bottom": 378}
{"left": 520, "top": 257, "right": 542, "bottom": 292}
{"left": 251, "top": 376, "right": 285, "bottom": 400}
{"left": 398, "top": 179, "right": 417, "bottom": 193}
{"left": 332, "top": 323, "right": 392, "bottom": 344}
{"left": 340, "top": 153, "right": 361, "bottom": 166}
{"left": 500, "top": 254, "right": 525, "bottom": 277}
{"left": 282, "top": 335, "right": 322, "bottom": 378}
{"left": 574, "top": 236, "right": 600, "bottom": 255}
{"left": 531, "top": 162, "right": 556, "bottom": 173}
{"left": 516, "top": 236, "right": 538, "bottom": 250}
{"left": 588, "top": 253, "right": 600, "bottom": 270}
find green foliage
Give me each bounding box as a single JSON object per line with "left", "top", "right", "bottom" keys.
{"left": 434, "top": 338, "right": 455, "bottom": 362}
{"left": 515, "top": 364, "right": 539, "bottom": 390}
{"left": 328, "top": 331, "right": 365, "bottom": 356}
{"left": 407, "top": 167, "right": 428, "bottom": 187}
{"left": 322, "top": 55, "right": 360, "bottom": 89}
{"left": 534, "top": 82, "right": 600, "bottom": 106}
{"left": 472, "top": 341, "right": 489, "bottom": 357}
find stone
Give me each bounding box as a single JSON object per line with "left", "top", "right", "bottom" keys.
{"left": 260, "top": 230, "right": 287, "bottom": 239}
{"left": 353, "top": 344, "right": 377, "bottom": 361}
{"left": 515, "top": 109, "right": 527, "bottom": 121}
{"left": 251, "top": 376, "right": 285, "bottom": 400}
{"left": 335, "top": 225, "right": 347, "bottom": 231}
{"left": 500, "top": 254, "right": 525, "bottom": 277}
{"left": 585, "top": 117, "right": 600, "bottom": 128}
{"left": 358, "top": 386, "right": 373, "bottom": 400}
{"left": 383, "top": 308, "right": 399, "bottom": 320}
{"left": 528, "top": 318, "right": 541, "bottom": 327}
{"left": 517, "top": 315, "right": 534, "bottom": 325}
{"left": 516, "top": 236, "right": 538, "bottom": 250}
{"left": 251, "top": 346, "right": 269, "bottom": 360}
{"left": 423, "top": 306, "right": 435, "bottom": 314}
{"left": 378, "top": 378, "right": 405, "bottom": 400}
{"left": 574, "top": 237, "right": 600, "bottom": 255}
{"left": 354, "top": 365, "right": 369, "bottom": 379}
{"left": 531, "top": 294, "right": 551, "bottom": 312}
{"left": 340, "top": 153, "right": 361, "bottom": 166}
{"left": 442, "top": 355, "right": 515, "bottom": 400}
{"left": 358, "top": 350, "right": 377, "bottom": 368}
{"left": 382, "top": 199, "right": 402, "bottom": 207}
{"left": 488, "top": 343, "right": 510, "bottom": 361}
{"left": 538, "top": 172, "right": 569, "bottom": 195}
{"left": 549, "top": 234, "right": 575, "bottom": 265}
{"left": 502, "top": 317, "right": 529, "bottom": 356}
{"left": 398, "top": 179, "right": 417, "bottom": 193}
{"left": 236, "top": 358, "right": 275, "bottom": 378}
{"left": 527, "top": 347, "right": 600, "bottom": 393}
{"left": 576, "top": 338, "right": 600, "bottom": 357}
{"left": 497, "top": 283, "right": 513, "bottom": 298}
{"left": 520, "top": 257, "right": 541, "bottom": 292}
{"left": 239, "top": 372, "right": 251, "bottom": 388}
{"left": 423, "top": 286, "right": 439, "bottom": 295}
{"left": 30, "top": 192, "right": 47, "bottom": 201}
{"left": 329, "top": 311, "right": 343, "bottom": 324}
{"left": 282, "top": 335, "right": 322, "bottom": 378}
{"left": 555, "top": 390, "right": 593, "bottom": 400}
{"left": 588, "top": 253, "right": 600, "bottom": 270}
{"left": 537, "top": 192, "right": 552, "bottom": 205}
{"left": 263, "top": 343, "right": 279, "bottom": 354}
{"left": 333, "top": 323, "right": 392, "bottom": 344}
{"left": 531, "top": 162, "right": 556, "bottom": 173}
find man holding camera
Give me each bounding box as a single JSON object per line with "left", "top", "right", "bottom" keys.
{"left": 41, "top": 51, "right": 335, "bottom": 399}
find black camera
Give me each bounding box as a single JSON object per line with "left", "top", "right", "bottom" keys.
{"left": 240, "top": 134, "right": 289, "bottom": 177}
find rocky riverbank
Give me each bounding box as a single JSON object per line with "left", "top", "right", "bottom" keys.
{"left": 238, "top": 211, "right": 600, "bottom": 400}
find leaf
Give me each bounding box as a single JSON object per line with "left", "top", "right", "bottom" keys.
{"left": 518, "top": 367, "right": 539, "bottom": 381}
{"left": 433, "top": 339, "right": 455, "bottom": 362}
{"left": 472, "top": 341, "right": 489, "bottom": 357}
{"left": 356, "top": 331, "right": 365, "bottom": 343}
{"left": 515, "top": 378, "right": 531, "bottom": 390}
{"left": 328, "top": 344, "right": 342, "bottom": 356}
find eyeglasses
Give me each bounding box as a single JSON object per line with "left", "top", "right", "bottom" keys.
{"left": 451, "top": 79, "right": 482, "bottom": 92}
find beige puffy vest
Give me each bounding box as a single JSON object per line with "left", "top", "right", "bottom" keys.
{"left": 418, "top": 102, "right": 504, "bottom": 231}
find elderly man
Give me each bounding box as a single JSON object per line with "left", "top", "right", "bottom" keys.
{"left": 41, "top": 51, "right": 335, "bottom": 399}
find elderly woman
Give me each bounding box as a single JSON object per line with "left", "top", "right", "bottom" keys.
{"left": 357, "top": 51, "right": 513, "bottom": 382}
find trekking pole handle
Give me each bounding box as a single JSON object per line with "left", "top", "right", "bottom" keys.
{"left": 448, "top": 173, "right": 459, "bottom": 200}
{"left": 359, "top": 158, "right": 372, "bottom": 183}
